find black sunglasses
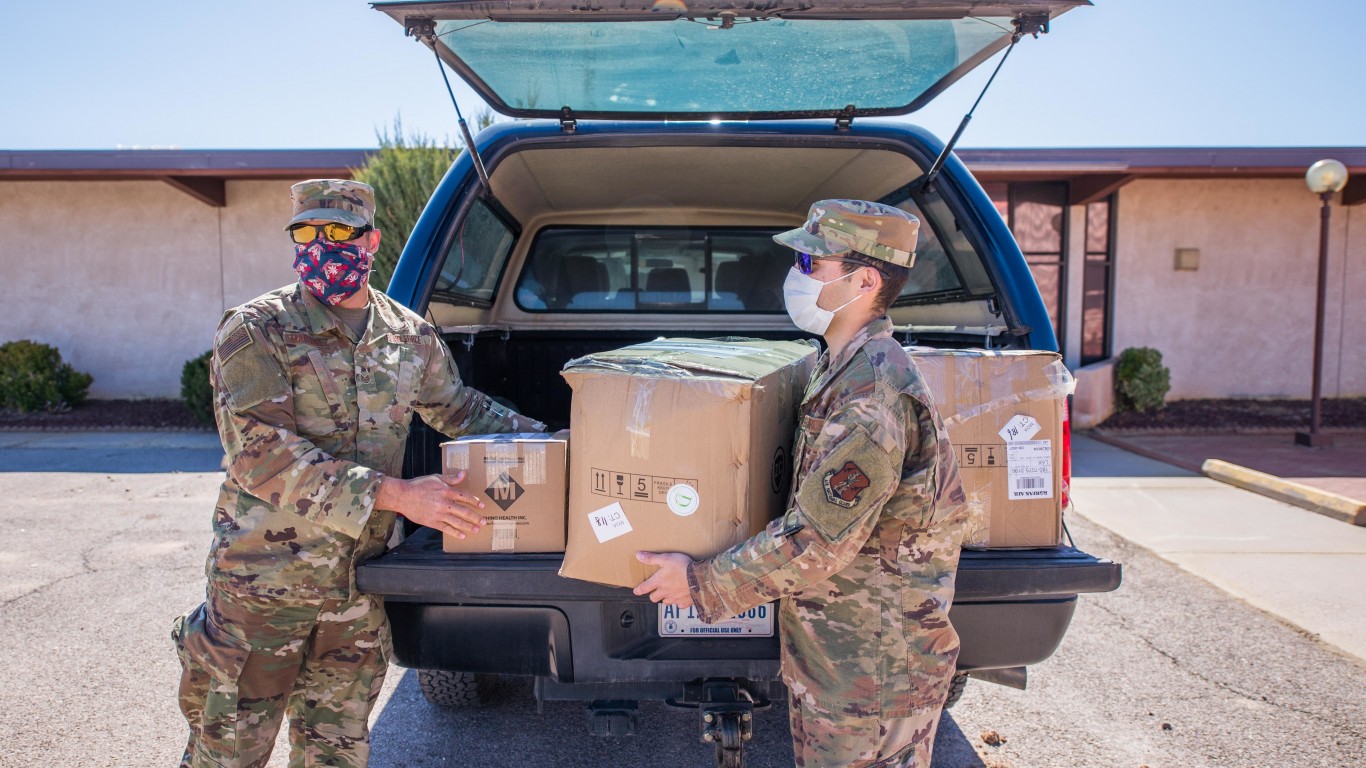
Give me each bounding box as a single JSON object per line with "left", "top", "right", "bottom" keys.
{"left": 795, "top": 252, "right": 868, "bottom": 275}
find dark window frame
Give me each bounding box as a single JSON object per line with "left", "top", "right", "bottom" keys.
{"left": 1080, "top": 192, "right": 1118, "bottom": 366}
{"left": 1000, "top": 181, "right": 1069, "bottom": 353}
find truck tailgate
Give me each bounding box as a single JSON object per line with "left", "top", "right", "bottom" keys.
{"left": 358, "top": 528, "right": 1121, "bottom": 602}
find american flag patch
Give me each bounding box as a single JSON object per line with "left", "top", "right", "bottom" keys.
{"left": 388, "top": 333, "right": 423, "bottom": 345}
{"left": 218, "top": 326, "right": 253, "bottom": 362}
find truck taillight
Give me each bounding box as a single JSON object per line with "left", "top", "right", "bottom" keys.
{"left": 1061, "top": 398, "right": 1072, "bottom": 511}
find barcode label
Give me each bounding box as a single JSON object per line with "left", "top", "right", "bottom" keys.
{"left": 1006, "top": 440, "right": 1053, "bottom": 500}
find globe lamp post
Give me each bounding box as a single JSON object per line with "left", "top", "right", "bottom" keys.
{"left": 1295, "top": 159, "right": 1349, "bottom": 448}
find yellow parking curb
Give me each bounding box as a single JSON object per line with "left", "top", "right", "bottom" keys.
{"left": 1201, "top": 459, "right": 1366, "bottom": 526}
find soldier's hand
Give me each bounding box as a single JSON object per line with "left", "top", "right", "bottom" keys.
{"left": 378, "top": 472, "right": 487, "bottom": 539}
{"left": 633, "top": 551, "right": 695, "bottom": 608}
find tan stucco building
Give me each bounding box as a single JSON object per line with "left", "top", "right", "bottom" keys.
{"left": 2, "top": 147, "right": 1362, "bottom": 424}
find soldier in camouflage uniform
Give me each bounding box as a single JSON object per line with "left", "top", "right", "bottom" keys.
{"left": 636, "top": 200, "right": 969, "bottom": 767}
{"left": 172, "top": 179, "right": 544, "bottom": 768}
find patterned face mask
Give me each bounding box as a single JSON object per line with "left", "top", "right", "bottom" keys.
{"left": 293, "top": 238, "right": 373, "bottom": 305}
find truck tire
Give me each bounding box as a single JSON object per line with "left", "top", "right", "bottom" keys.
{"left": 417, "top": 669, "right": 498, "bottom": 708}
{"left": 942, "top": 673, "right": 968, "bottom": 710}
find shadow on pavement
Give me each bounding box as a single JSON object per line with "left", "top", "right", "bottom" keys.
{"left": 0, "top": 433, "right": 224, "bottom": 473}
{"left": 1070, "top": 433, "right": 1197, "bottom": 479}
{"left": 370, "top": 669, "right": 983, "bottom": 767}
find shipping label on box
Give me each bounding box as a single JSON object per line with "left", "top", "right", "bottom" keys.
{"left": 440, "top": 433, "right": 568, "bottom": 554}
{"left": 559, "top": 338, "right": 817, "bottom": 588}
{"left": 907, "top": 348, "right": 1075, "bottom": 549}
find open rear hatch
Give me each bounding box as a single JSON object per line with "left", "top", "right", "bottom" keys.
{"left": 373, "top": 0, "right": 1089, "bottom": 121}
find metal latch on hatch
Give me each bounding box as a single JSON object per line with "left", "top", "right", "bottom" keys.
{"left": 1014, "top": 12, "right": 1050, "bottom": 38}
{"left": 835, "top": 104, "right": 856, "bottom": 132}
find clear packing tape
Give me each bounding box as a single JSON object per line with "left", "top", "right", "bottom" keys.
{"left": 443, "top": 438, "right": 550, "bottom": 486}
{"left": 563, "top": 358, "right": 748, "bottom": 463}
{"left": 563, "top": 338, "right": 819, "bottom": 463}
{"left": 940, "top": 358, "right": 1076, "bottom": 428}
{"left": 628, "top": 377, "right": 655, "bottom": 461}
{"left": 906, "top": 348, "right": 1075, "bottom": 550}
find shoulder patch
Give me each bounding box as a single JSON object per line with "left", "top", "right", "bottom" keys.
{"left": 217, "top": 326, "right": 253, "bottom": 364}
{"left": 823, "top": 461, "right": 872, "bottom": 508}
{"left": 798, "top": 424, "right": 899, "bottom": 543}
{"left": 215, "top": 322, "right": 289, "bottom": 414}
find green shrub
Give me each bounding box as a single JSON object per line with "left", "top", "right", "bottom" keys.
{"left": 0, "top": 340, "right": 93, "bottom": 413}
{"left": 1114, "top": 346, "right": 1171, "bottom": 412}
{"left": 181, "top": 350, "right": 215, "bottom": 427}
{"left": 350, "top": 115, "right": 484, "bottom": 291}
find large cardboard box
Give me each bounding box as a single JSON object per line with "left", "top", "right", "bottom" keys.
{"left": 906, "top": 348, "right": 1075, "bottom": 549}
{"left": 440, "top": 433, "right": 568, "bottom": 553}
{"left": 559, "top": 339, "right": 818, "bottom": 588}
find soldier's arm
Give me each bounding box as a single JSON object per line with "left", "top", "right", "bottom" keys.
{"left": 686, "top": 401, "right": 912, "bottom": 623}
{"left": 212, "top": 312, "right": 380, "bottom": 540}
{"left": 411, "top": 329, "right": 545, "bottom": 437}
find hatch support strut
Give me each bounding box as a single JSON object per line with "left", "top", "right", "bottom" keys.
{"left": 406, "top": 17, "right": 493, "bottom": 196}
{"left": 919, "top": 12, "right": 1051, "bottom": 192}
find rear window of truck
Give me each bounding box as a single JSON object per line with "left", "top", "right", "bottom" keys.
{"left": 514, "top": 220, "right": 965, "bottom": 313}
{"left": 515, "top": 228, "right": 791, "bottom": 313}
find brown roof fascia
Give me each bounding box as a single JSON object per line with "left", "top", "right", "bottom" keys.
{"left": 0, "top": 149, "right": 373, "bottom": 206}
{"left": 962, "top": 147, "right": 1366, "bottom": 206}
{"left": 958, "top": 146, "right": 1366, "bottom": 171}
{"left": 0, "top": 149, "right": 373, "bottom": 173}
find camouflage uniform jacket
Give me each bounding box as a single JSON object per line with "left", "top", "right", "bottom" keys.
{"left": 208, "top": 282, "right": 540, "bottom": 600}
{"left": 689, "top": 316, "right": 969, "bottom": 719}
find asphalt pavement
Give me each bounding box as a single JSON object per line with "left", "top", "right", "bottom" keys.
{"left": 1, "top": 431, "right": 1362, "bottom": 767}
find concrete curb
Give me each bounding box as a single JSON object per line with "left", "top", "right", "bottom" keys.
{"left": 1202, "top": 459, "right": 1366, "bottom": 527}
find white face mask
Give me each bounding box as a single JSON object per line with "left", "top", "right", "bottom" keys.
{"left": 782, "top": 266, "right": 862, "bottom": 335}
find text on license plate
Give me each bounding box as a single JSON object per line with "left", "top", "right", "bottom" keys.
{"left": 658, "top": 603, "right": 774, "bottom": 637}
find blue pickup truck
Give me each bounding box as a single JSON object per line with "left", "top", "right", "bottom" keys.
{"left": 357, "top": 1, "right": 1120, "bottom": 764}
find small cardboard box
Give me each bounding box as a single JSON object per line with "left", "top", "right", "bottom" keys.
{"left": 559, "top": 339, "right": 818, "bottom": 588}
{"left": 906, "top": 348, "right": 1074, "bottom": 549}
{"left": 440, "top": 433, "right": 568, "bottom": 553}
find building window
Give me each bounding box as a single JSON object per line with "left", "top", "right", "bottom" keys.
{"left": 984, "top": 182, "right": 1067, "bottom": 348}
{"left": 1081, "top": 196, "right": 1115, "bottom": 365}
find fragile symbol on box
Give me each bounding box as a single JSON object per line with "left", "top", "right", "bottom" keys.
{"left": 591, "top": 467, "right": 698, "bottom": 505}
{"left": 958, "top": 444, "right": 1003, "bottom": 469}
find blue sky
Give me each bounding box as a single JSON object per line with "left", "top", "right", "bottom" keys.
{"left": 2, "top": 0, "right": 1363, "bottom": 150}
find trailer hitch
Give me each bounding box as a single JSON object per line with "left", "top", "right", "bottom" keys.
{"left": 699, "top": 681, "right": 754, "bottom": 768}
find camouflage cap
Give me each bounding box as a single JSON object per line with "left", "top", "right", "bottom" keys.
{"left": 773, "top": 199, "right": 918, "bottom": 268}
{"left": 284, "top": 179, "right": 376, "bottom": 229}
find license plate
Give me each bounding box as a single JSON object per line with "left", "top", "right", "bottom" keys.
{"left": 658, "top": 603, "right": 774, "bottom": 637}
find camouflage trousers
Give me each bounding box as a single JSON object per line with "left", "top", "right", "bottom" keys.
{"left": 172, "top": 587, "right": 389, "bottom": 768}
{"left": 788, "top": 691, "right": 943, "bottom": 768}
